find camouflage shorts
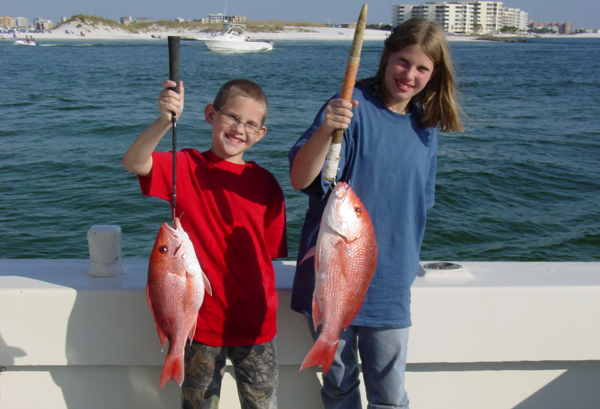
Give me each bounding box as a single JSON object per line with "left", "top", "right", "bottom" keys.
{"left": 182, "top": 339, "right": 278, "bottom": 409}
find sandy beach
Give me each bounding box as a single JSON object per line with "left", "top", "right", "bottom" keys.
{"left": 3, "top": 20, "right": 482, "bottom": 42}
{"left": 3, "top": 20, "right": 599, "bottom": 43}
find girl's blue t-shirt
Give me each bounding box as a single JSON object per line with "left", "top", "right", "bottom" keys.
{"left": 288, "top": 84, "right": 438, "bottom": 328}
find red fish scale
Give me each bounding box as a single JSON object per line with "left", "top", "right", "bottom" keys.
{"left": 301, "top": 182, "right": 378, "bottom": 373}
{"left": 146, "top": 218, "right": 208, "bottom": 388}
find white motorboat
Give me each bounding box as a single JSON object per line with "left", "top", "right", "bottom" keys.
{"left": 14, "top": 38, "right": 36, "bottom": 46}
{"left": 201, "top": 24, "right": 273, "bottom": 52}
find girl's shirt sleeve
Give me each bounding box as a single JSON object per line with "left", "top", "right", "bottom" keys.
{"left": 288, "top": 94, "right": 342, "bottom": 201}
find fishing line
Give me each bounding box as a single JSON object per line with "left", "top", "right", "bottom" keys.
{"left": 168, "top": 36, "right": 180, "bottom": 223}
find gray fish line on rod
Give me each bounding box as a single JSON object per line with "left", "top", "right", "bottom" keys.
{"left": 168, "top": 36, "right": 180, "bottom": 222}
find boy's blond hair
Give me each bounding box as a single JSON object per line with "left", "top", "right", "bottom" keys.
{"left": 213, "top": 79, "right": 269, "bottom": 124}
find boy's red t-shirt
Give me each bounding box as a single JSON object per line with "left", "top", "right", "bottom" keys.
{"left": 139, "top": 149, "right": 287, "bottom": 347}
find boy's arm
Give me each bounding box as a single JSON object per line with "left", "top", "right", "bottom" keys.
{"left": 289, "top": 98, "right": 358, "bottom": 190}
{"left": 122, "top": 80, "right": 184, "bottom": 177}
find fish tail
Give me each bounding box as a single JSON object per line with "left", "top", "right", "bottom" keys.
{"left": 159, "top": 353, "right": 185, "bottom": 389}
{"left": 300, "top": 337, "right": 338, "bottom": 374}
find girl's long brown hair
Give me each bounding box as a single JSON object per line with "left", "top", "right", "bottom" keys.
{"left": 358, "top": 18, "right": 464, "bottom": 133}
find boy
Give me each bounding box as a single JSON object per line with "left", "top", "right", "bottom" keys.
{"left": 123, "top": 78, "right": 287, "bottom": 409}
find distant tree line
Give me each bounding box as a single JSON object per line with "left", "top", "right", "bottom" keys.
{"left": 367, "top": 23, "right": 393, "bottom": 30}
{"left": 527, "top": 27, "right": 557, "bottom": 34}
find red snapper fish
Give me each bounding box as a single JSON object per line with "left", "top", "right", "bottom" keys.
{"left": 301, "top": 181, "right": 378, "bottom": 374}
{"left": 146, "top": 217, "right": 212, "bottom": 389}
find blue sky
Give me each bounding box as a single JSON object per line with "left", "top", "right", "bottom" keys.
{"left": 5, "top": 0, "right": 600, "bottom": 29}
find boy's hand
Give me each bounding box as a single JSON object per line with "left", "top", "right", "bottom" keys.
{"left": 322, "top": 98, "right": 359, "bottom": 135}
{"left": 159, "top": 80, "right": 185, "bottom": 123}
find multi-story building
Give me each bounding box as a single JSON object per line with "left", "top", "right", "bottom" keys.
{"left": 227, "top": 15, "right": 247, "bottom": 24}
{"left": 0, "top": 16, "right": 16, "bottom": 29}
{"left": 502, "top": 7, "right": 528, "bottom": 31}
{"left": 412, "top": 4, "right": 437, "bottom": 21}
{"left": 208, "top": 13, "right": 226, "bottom": 24}
{"left": 208, "top": 13, "right": 247, "bottom": 24}
{"left": 436, "top": 2, "right": 475, "bottom": 34}
{"left": 15, "top": 17, "right": 29, "bottom": 28}
{"left": 392, "top": 1, "right": 528, "bottom": 34}
{"left": 33, "top": 18, "right": 54, "bottom": 31}
{"left": 392, "top": 4, "right": 434, "bottom": 25}
{"left": 529, "top": 21, "right": 572, "bottom": 34}
{"left": 472, "top": 1, "right": 502, "bottom": 33}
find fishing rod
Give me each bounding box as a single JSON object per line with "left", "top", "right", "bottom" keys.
{"left": 168, "top": 36, "right": 180, "bottom": 223}
{"left": 323, "top": 3, "right": 367, "bottom": 182}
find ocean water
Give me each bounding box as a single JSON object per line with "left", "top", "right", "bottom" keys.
{"left": 1, "top": 37, "right": 599, "bottom": 261}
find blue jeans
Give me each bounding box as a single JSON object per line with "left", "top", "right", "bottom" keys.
{"left": 309, "top": 319, "right": 410, "bottom": 409}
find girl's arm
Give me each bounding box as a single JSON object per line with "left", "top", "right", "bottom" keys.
{"left": 122, "top": 80, "right": 184, "bottom": 176}
{"left": 290, "top": 98, "right": 358, "bottom": 190}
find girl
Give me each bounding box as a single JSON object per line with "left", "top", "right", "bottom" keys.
{"left": 288, "top": 18, "right": 463, "bottom": 408}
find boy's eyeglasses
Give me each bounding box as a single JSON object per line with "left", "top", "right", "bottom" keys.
{"left": 217, "top": 108, "right": 262, "bottom": 136}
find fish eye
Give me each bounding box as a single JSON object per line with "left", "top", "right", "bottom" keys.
{"left": 159, "top": 246, "right": 168, "bottom": 253}
{"left": 355, "top": 206, "right": 362, "bottom": 214}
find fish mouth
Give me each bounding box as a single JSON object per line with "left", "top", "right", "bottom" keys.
{"left": 161, "top": 222, "right": 178, "bottom": 234}
{"left": 334, "top": 181, "right": 350, "bottom": 199}
{"left": 160, "top": 218, "right": 184, "bottom": 239}
{"left": 173, "top": 217, "right": 183, "bottom": 231}
{"left": 159, "top": 220, "right": 185, "bottom": 256}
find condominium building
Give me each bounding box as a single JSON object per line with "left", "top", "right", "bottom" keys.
{"left": 207, "top": 13, "right": 247, "bottom": 24}
{"left": 501, "top": 7, "right": 528, "bottom": 30}
{"left": 15, "top": 17, "right": 29, "bottom": 28}
{"left": 529, "top": 21, "right": 572, "bottom": 34}
{"left": 0, "top": 16, "right": 16, "bottom": 29}
{"left": 392, "top": 1, "right": 528, "bottom": 34}
{"left": 33, "top": 18, "right": 54, "bottom": 31}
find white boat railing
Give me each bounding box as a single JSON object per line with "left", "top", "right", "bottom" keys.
{"left": 1, "top": 234, "right": 600, "bottom": 408}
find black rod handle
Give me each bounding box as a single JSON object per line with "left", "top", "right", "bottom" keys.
{"left": 168, "top": 36, "right": 180, "bottom": 93}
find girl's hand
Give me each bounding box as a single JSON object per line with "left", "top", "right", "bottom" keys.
{"left": 322, "top": 98, "right": 359, "bottom": 135}
{"left": 158, "top": 80, "right": 185, "bottom": 123}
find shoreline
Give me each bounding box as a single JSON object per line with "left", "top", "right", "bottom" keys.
{"left": 3, "top": 21, "right": 599, "bottom": 43}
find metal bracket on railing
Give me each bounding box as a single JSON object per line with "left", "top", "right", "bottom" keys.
{"left": 421, "top": 262, "right": 471, "bottom": 278}
{"left": 422, "top": 262, "right": 463, "bottom": 271}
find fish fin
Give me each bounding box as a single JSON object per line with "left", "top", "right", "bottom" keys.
{"left": 202, "top": 271, "right": 212, "bottom": 296}
{"left": 299, "top": 247, "right": 316, "bottom": 266}
{"left": 312, "top": 294, "right": 321, "bottom": 330}
{"left": 159, "top": 353, "right": 185, "bottom": 389}
{"left": 147, "top": 283, "right": 168, "bottom": 348}
{"left": 312, "top": 296, "right": 321, "bottom": 329}
{"left": 187, "top": 317, "right": 197, "bottom": 345}
{"left": 300, "top": 337, "right": 338, "bottom": 374}
{"left": 188, "top": 324, "right": 196, "bottom": 345}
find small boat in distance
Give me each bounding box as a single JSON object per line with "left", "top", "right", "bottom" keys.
{"left": 201, "top": 24, "right": 273, "bottom": 53}
{"left": 14, "top": 37, "right": 36, "bottom": 46}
